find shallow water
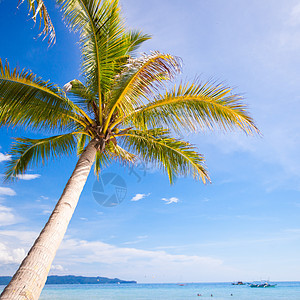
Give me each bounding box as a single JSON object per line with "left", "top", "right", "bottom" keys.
{"left": 1, "top": 282, "right": 300, "bottom": 299}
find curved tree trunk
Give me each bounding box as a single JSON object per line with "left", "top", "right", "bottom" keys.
{"left": 0, "top": 140, "right": 98, "bottom": 300}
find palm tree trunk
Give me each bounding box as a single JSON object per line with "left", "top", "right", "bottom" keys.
{"left": 0, "top": 140, "right": 98, "bottom": 300}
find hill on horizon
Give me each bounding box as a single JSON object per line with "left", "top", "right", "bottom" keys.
{"left": 0, "top": 275, "right": 137, "bottom": 285}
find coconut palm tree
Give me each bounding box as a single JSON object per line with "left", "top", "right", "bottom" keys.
{"left": 0, "top": 0, "right": 258, "bottom": 299}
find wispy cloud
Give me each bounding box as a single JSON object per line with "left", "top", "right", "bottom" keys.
{"left": 0, "top": 230, "right": 38, "bottom": 244}
{"left": 0, "top": 187, "right": 16, "bottom": 196}
{"left": 51, "top": 264, "right": 64, "bottom": 271}
{"left": 0, "top": 205, "right": 18, "bottom": 226}
{"left": 122, "top": 241, "right": 141, "bottom": 245}
{"left": 55, "top": 237, "right": 224, "bottom": 282}
{"left": 36, "top": 195, "right": 50, "bottom": 203}
{"left": 0, "top": 153, "right": 11, "bottom": 163}
{"left": 287, "top": 3, "right": 300, "bottom": 27}
{"left": 0, "top": 229, "right": 225, "bottom": 281}
{"left": 161, "top": 197, "right": 179, "bottom": 204}
{"left": 16, "top": 174, "right": 40, "bottom": 180}
{"left": 137, "top": 235, "right": 148, "bottom": 239}
{"left": 123, "top": 235, "right": 148, "bottom": 245}
{"left": 130, "top": 193, "right": 150, "bottom": 202}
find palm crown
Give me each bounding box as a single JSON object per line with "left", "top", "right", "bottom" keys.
{"left": 1, "top": 0, "right": 257, "bottom": 184}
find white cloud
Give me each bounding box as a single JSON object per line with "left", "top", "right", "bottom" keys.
{"left": 51, "top": 264, "right": 64, "bottom": 271}
{"left": 36, "top": 196, "right": 49, "bottom": 203}
{"left": 0, "top": 243, "right": 25, "bottom": 264}
{"left": 122, "top": 241, "right": 140, "bottom": 245}
{"left": 0, "top": 230, "right": 36, "bottom": 271}
{"left": 288, "top": 3, "right": 300, "bottom": 26}
{"left": 137, "top": 235, "right": 148, "bottom": 239}
{"left": 130, "top": 193, "right": 150, "bottom": 201}
{"left": 55, "top": 237, "right": 224, "bottom": 282}
{"left": 123, "top": 235, "right": 148, "bottom": 245}
{"left": 161, "top": 197, "right": 179, "bottom": 204}
{"left": 42, "top": 210, "right": 52, "bottom": 215}
{"left": 0, "top": 205, "right": 18, "bottom": 226}
{"left": 16, "top": 174, "right": 40, "bottom": 180}
{"left": 0, "top": 187, "right": 16, "bottom": 196}
{"left": 0, "top": 230, "right": 226, "bottom": 282}
{"left": 0, "top": 230, "right": 38, "bottom": 244}
{"left": 0, "top": 153, "right": 11, "bottom": 163}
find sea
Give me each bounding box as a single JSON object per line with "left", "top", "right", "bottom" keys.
{"left": 1, "top": 282, "right": 300, "bottom": 299}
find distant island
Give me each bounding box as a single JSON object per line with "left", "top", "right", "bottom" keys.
{"left": 0, "top": 275, "right": 137, "bottom": 285}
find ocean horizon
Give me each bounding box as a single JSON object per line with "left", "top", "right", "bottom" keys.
{"left": 1, "top": 281, "right": 300, "bottom": 299}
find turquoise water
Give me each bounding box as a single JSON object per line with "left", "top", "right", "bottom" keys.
{"left": 1, "top": 282, "right": 300, "bottom": 299}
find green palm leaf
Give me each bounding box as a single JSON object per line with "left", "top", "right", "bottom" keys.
{"left": 119, "top": 128, "right": 209, "bottom": 184}
{"left": 124, "top": 30, "right": 151, "bottom": 55}
{"left": 0, "top": 59, "right": 90, "bottom": 131}
{"left": 94, "top": 141, "right": 136, "bottom": 176}
{"left": 5, "top": 133, "right": 78, "bottom": 180}
{"left": 57, "top": 0, "right": 149, "bottom": 124}
{"left": 64, "top": 79, "right": 98, "bottom": 117}
{"left": 104, "top": 52, "right": 181, "bottom": 131}
{"left": 76, "top": 132, "right": 91, "bottom": 155}
{"left": 115, "top": 81, "right": 259, "bottom": 135}
{"left": 58, "top": 0, "right": 124, "bottom": 104}
{"left": 94, "top": 150, "right": 110, "bottom": 176}
{"left": 107, "top": 142, "right": 136, "bottom": 164}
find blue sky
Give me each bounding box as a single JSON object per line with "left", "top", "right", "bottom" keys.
{"left": 1, "top": 0, "right": 300, "bottom": 283}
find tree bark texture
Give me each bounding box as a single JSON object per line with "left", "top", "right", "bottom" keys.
{"left": 0, "top": 140, "right": 97, "bottom": 300}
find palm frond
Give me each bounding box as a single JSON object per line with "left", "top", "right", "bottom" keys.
{"left": 107, "top": 30, "right": 152, "bottom": 77}
{"left": 123, "top": 30, "right": 151, "bottom": 56}
{"left": 58, "top": 0, "right": 123, "bottom": 112}
{"left": 116, "top": 81, "right": 259, "bottom": 135}
{"left": 105, "top": 52, "right": 181, "bottom": 132}
{"left": 0, "top": 59, "right": 91, "bottom": 132}
{"left": 119, "top": 128, "right": 209, "bottom": 184}
{"left": 93, "top": 141, "right": 136, "bottom": 177}
{"left": 5, "top": 133, "right": 78, "bottom": 180}
{"left": 94, "top": 150, "right": 111, "bottom": 177}
{"left": 106, "top": 141, "right": 136, "bottom": 164}
{"left": 64, "top": 79, "right": 98, "bottom": 116}
{"left": 18, "top": 0, "right": 56, "bottom": 45}
{"left": 76, "top": 132, "right": 91, "bottom": 155}
{"left": 58, "top": 0, "right": 150, "bottom": 125}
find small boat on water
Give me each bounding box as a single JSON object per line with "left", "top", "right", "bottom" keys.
{"left": 249, "top": 281, "right": 276, "bottom": 288}
{"left": 232, "top": 281, "right": 245, "bottom": 285}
